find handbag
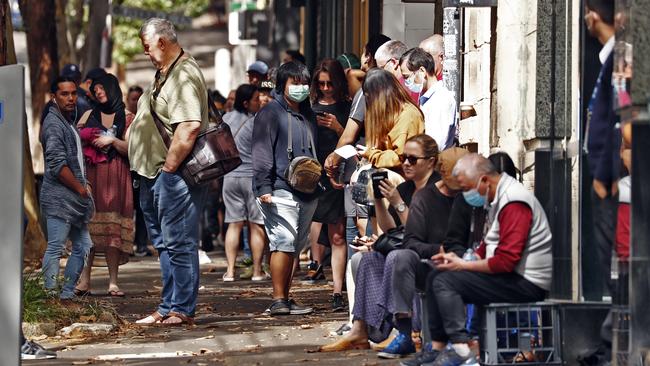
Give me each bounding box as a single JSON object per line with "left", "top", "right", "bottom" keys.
{"left": 283, "top": 111, "right": 322, "bottom": 194}
{"left": 372, "top": 226, "right": 405, "bottom": 256}
{"left": 149, "top": 91, "right": 242, "bottom": 187}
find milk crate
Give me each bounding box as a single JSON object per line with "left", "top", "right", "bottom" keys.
{"left": 480, "top": 302, "right": 562, "bottom": 366}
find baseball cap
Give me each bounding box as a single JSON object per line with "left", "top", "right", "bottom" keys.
{"left": 337, "top": 53, "right": 361, "bottom": 70}
{"left": 247, "top": 61, "right": 269, "bottom": 75}
{"left": 61, "top": 64, "right": 82, "bottom": 81}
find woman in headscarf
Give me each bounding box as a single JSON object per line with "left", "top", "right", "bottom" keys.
{"left": 75, "top": 73, "right": 134, "bottom": 297}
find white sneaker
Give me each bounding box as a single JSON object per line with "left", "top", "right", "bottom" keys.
{"left": 198, "top": 250, "right": 212, "bottom": 265}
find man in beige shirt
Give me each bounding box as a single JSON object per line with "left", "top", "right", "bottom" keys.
{"left": 127, "top": 18, "right": 208, "bottom": 326}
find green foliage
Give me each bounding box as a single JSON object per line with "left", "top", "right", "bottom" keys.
{"left": 112, "top": 0, "right": 210, "bottom": 65}
{"left": 22, "top": 271, "right": 119, "bottom": 326}
{"left": 22, "top": 272, "right": 63, "bottom": 323}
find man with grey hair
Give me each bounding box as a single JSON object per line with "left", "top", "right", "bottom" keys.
{"left": 412, "top": 153, "right": 553, "bottom": 366}
{"left": 419, "top": 34, "right": 444, "bottom": 80}
{"left": 128, "top": 18, "right": 209, "bottom": 326}
{"left": 374, "top": 40, "right": 409, "bottom": 78}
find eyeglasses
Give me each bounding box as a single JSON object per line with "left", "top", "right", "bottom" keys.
{"left": 318, "top": 81, "right": 332, "bottom": 87}
{"left": 400, "top": 155, "right": 430, "bottom": 165}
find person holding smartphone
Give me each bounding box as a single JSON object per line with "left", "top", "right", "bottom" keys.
{"left": 303, "top": 59, "right": 352, "bottom": 311}
{"left": 320, "top": 134, "right": 439, "bottom": 353}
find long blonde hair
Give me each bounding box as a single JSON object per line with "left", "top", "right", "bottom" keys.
{"left": 363, "top": 69, "right": 421, "bottom": 149}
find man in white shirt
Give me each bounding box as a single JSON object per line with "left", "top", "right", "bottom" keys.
{"left": 399, "top": 47, "right": 457, "bottom": 150}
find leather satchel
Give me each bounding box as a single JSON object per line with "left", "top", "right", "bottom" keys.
{"left": 149, "top": 92, "right": 241, "bottom": 187}
{"left": 371, "top": 226, "right": 405, "bottom": 256}
{"left": 283, "top": 111, "right": 323, "bottom": 194}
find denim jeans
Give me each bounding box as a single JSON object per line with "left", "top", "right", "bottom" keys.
{"left": 140, "top": 171, "right": 207, "bottom": 317}
{"left": 42, "top": 217, "right": 93, "bottom": 299}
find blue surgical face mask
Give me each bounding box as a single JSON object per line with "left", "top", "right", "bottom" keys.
{"left": 287, "top": 84, "right": 310, "bottom": 103}
{"left": 463, "top": 177, "right": 487, "bottom": 208}
{"left": 404, "top": 71, "right": 424, "bottom": 94}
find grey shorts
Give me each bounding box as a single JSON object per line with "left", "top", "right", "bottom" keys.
{"left": 256, "top": 189, "right": 317, "bottom": 254}
{"left": 223, "top": 176, "right": 264, "bottom": 224}
{"left": 344, "top": 185, "right": 369, "bottom": 219}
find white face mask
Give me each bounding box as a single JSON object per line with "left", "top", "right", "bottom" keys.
{"left": 287, "top": 84, "right": 310, "bottom": 103}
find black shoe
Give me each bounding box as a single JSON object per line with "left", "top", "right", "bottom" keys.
{"left": 268, "top": 299, "right": 291, "bottom": 316}
{"left": 332, "top": 293, "right": 345, "bottom": 312}
{"left": 21, "top": 340, "right": 57, "bottom": 360}
{"left": 401, "top": 349, "right": 441, "bottom": 366}
{"left": 288, "top": 299, "right": 314, "bottom": 315}
{"left": 134, "top": 248, "right": 153, "bottom": 257}
{"left": 301, "top": 262, "right": 326, "bottom": 284}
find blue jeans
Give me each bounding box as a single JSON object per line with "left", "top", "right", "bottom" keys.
{"left": 140, "top": 171, "right": 207, "bottom": 317}
{"left": 42, "top": 217, "right": 93, "bottom": 299}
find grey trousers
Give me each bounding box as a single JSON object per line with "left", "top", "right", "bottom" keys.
{"left": 392, "top": 249, "right": 431, "bottom": 315}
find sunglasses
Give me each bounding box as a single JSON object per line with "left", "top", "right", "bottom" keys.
{"left": 400, "top": 155, "right": 430, "bottom": 165}
{"left": 318, "top": 81, "right": 333, "bottom": 87}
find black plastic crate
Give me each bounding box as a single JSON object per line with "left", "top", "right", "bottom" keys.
{"left": 481, "top": 302, "right": 562, "bottom": 366}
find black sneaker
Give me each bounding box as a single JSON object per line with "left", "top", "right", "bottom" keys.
{"left": 332, "top": 293, "right": 345, "bottom": 312}
{"left": 268, "top": 299, "right": 291, "bottom": 316}
{"left": 21, "top": 340, "right": 57, "bottom": 360}
{"left": 401, "top": 349, "right": 441, "bottom": 366}
{"left": 301, "top": 262, "right": 326, "bottom": 284}
{"left": 288, "top": 299, "right": 314, "bottom": 315}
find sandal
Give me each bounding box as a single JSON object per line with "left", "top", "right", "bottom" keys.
{"left": 74, "top": 288, "right": 92, "bottom": 297}
{"left": 135, "top": 311, "right": 166, "bottom": 325}
{"left": 107, "top": 289, "right": 125, "bottom": 297}
{"left": 161, "top": 311, "right": 194, "bottom": 326}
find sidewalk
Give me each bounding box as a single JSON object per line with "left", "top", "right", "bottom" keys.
{"left": 24, "top": 251, "right": 394, "bottom": 365}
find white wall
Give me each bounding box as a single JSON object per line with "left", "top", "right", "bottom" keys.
{"left": 382, "top": 0, "right": 435, "bottom": 47}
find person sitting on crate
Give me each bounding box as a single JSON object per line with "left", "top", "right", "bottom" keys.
{"left": 414, "top": 153, "right": 552, "bottom": 366}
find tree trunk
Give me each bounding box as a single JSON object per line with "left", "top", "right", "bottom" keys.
{"left": 83, "top": 0, "right": 108, "bottom": 71}
{"left": 1, "top": 0, "right": 48, "bottom": 266}
{"left": 55, "top": 0, "right": 72, "bottom": 67}
{"left": 17, "top": 0, "right": 59, "bottom": 126}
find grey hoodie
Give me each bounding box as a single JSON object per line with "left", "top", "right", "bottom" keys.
{"left": 40, "top": 104, "right": 94, "bottom": 226}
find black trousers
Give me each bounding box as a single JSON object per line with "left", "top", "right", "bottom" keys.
{"left": 132, "top": 173, "right": 149, "bottom": 251}
{"left": 591, "top": 188, "right": 618, "bottom": 297}
{"left": 425, "top": 270, "right": 546, "bottom": 343}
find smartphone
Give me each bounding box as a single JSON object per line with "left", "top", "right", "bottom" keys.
{"left": 371, "top": 171, "right": 388, "bottom": 199}
{"left": 420, "top": 259, "right": 436, "bottom": 268}
{"left": 316, "top": 111, "right": 328, "bottom": 117}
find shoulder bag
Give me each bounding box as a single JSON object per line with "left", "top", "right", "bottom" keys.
{"left": 283, "top": 112, "right": 322, "bottom": 194}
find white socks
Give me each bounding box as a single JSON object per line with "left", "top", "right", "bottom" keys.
{"left": 452, "top": 343, "right": 471, "bottom": 358}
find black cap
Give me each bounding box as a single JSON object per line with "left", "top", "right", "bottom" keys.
{"left": 84, "top": 68, "right": 107, "bottom": 82}
{"left": 61, "top": 64, "right": 82, "bottom": 81}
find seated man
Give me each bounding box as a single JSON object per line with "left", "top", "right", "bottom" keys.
{"left": 419, "top": 153, "right": 552, "bottom": 366}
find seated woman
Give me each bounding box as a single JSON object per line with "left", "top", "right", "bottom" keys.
{"left": 319, "top": 134, "right": 438, "bottom": 353}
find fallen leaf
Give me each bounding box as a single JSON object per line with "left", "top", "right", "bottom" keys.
{"left": 72, "top": 361, "right": 93, "bottom": 365}
{"left": 31, "top": 334, "right": 48, "bottom": 341}
{"left": 199, "top": 348, "right": 214, "bottom": 354}
{"left": 300, "top": 324, "right": 313, "bottom": 329}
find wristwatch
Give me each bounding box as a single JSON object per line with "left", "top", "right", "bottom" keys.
{"left": 395, "top": 202, "right": 407, "bottom": 213}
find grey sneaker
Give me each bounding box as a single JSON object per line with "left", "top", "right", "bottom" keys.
{"left": 21, "top": 340, "right": 56, "bottom": 360}
{"left": 268, "top": 299, "right": 291, "bottom": 316}
{"left": 288, "top": 299, "right": 313, "bottom": 315}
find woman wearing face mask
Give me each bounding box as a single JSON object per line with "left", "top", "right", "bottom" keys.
{"left": 222, "top": 84, "right": 267, "bottom": 282}
{"left": 252, "top": 61, "right": 320, "bottom": 316}
{"left": 75, "top": 73, "right": 134, "bottom": 297}
{"left": 320, "top": 134, "right": 442, "bottom": 353}
{"left": 303, "top": 59, "right": 352, "bottom": 310}
{"left": 362, "top": 69, "right": 424, "bottom": 170}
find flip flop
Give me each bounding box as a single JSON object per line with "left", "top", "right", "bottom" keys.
{"left": 135, "top": 311, "right": 167, "bottom": 325}
{"left": 107, "top": 290, "right": 125, "bottom": 297}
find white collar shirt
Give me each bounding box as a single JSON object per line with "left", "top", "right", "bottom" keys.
{"left": 419, "top": 81, "right": 457, "bottom": 150}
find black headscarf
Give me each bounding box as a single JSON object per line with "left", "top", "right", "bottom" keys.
{"left": 88, "top": 73, "right": 126, "bottom": 160}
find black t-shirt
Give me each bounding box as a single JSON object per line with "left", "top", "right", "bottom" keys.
{"left": 312, "top": 100, "right": 351, "bottom": 164}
